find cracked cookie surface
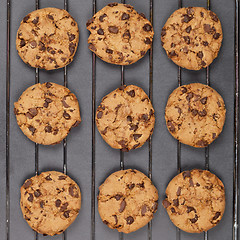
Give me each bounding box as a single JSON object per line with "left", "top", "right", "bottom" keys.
{"left": 14, "top": 82, "right": 81, "bottom": 145}
{"left": 165, "top": 83, "right": 226, "bottom": 147}
{"left": 16, "top": 8, "right": 79, "bottom": 70}
{"left": 96, "top": 85, "right": 155, "bottom": 151}
{"left": 98, "top": 169, "right": 158, "bottom": 233}
{"left": 161, "top": 7, "right": 222, "bottom": 70}
{"left": 86, "top": 3, "right": 154, "bottom": 65}
{"left": 163, "top": 169, "right": 225, "bottom": 233}
{"left": 20, "top": 171, "right": 81, "bottom": 236}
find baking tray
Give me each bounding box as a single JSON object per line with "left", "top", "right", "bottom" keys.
{"left": 0, "top": 0, "right": 239, "bottom": 240}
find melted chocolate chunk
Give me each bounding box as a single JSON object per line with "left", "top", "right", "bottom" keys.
{"left": 119, "top": 200, "right": 126, "bottom": 213}
{"left": 121, "top": 13, "right": 130, "bottom": 20}
{"left": 55, "top": 199, "right": 61, "bottom": 207}
{"left": 126, "top": 216, "right": 134, "bottom": 225}
{"left": 143, "top": 24, "right": 152, "bottom": 32}
{"left": 108, "top": 26, "right": 119, "bottom": 34}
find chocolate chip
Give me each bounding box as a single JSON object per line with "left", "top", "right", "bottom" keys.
{"left": 169, "top": 50, "right": 177, "bottom": 57}
{"left": 47, "top": 14, "right": 54, "bottom": 20}
{"left": 64, "top": 210, "right": 70, "bottom": 218}
{"left": 210, "top": 12, "right": 219, "bottom": 22}
{"left": 197, "top": 51, "right": 204, "bottom": 59}
{"left": 114, "top": 194, "right": 122, "bottom": 201}
{"left": 29, "top": 40, "right": 37, "bottom": 48}
{"left": 198, "top": 109, "right": 207, "bottom": 117}
{"left": 99, "top": 13, "right": 107, "bottom": 22}
{"left": 118, "top": 140, "right": 128, "bottom": 149}
{"left": 133, "top": 143, "right": 140, "bottom": 149}
{"left": 69, "top": 185, "right": 79, "bottom": 198}
{"left": 122, "top": 13, "right": 130, "bottom": 20}
{"left": 143, "top": 24, "right": 152, "bottom": 32}
{"left": 181, "top": 87, "right": 187, "bottom": 93}
{"left": 62, "top": 96, "right": 70, "bottom": 108}
{"left": 162, "top": 199, "right": 171, "bottom": 208}
{"left": 173, "top": 199, "right": 179, "bottom": 207}
{"left": 45, "top": 175, "right": 52, "bottom": 181}
{"left": 127, "top": 183, "right": 135, "bottom": 190}
{"left": 196, "top": 139, "right": 208, "bottom": 147}
{"left": 108, "top": 2, "right": 118, "bottom": 7}
{"left": 213, "top": 212, "right": 221, "bottom": 220}
{"left": 196, "top": 183, "right": 200, "bottom": 187}
{"left": 139, "top": 12, "right": 146, "bottom": 19}
{"left": 68, "top": 33, "right": 75, "bottom": 41}
{"left": 23, "top": 180, "right": 32, "bottom": 189}
{"left": 213, "top": 33, "right": 220, "bottom": 39}
{"left": 183, "top": 171, "right": 191, "bottom": 179}
{"left": 152, "top": 201, "right": 158, "bottom": 212}
{"left": 192, "top": 109, "right": 198, "bottom": 116}
{"left": 32, "top": 17, "right": 39, "bottom": 24}
{"left": 86, "top": 17, "right": 94, "bottom": 26}
{"left": 200, "top": 12, "right": 204, "bottom": 17}
{"left": 186, "top": 92, "right": 193, "bottom": 101}
{"left": 187, "top": 206, "right": 196, "bottom": 213}
{"left": 23, "top": 15, "right": 30, "bottom": 23}
{"left": 144, "top": 37, "right": 151, "bottom": 44}
{"left": 72, "top": 120, "right": 81, "bottom": 128}
{"left": 141, "top": 205, "right": 148, "bottom": 216}
{"left": 171, "top": 43, "right": 176, "bottom": 48}
{"left": 63, "top": 111, "right": 71, "bottom": 120}
{"left": 201, "top": 61, "right": 206, "bottom": 66}
{"left": 28, "top": 126, "right": 36, "bottom": 135}
{"left": 97, "top": 28, "right": 104, "bottom": 35}
{"left": 123, "top": 30, "right": 131, "bottom": 39}
{"left": 106, "top": 49, "right": 113, "bottom": 54}
{"left": 203, "top": 41, "right": 209, "bottom": 46}
{"left": 170, "top": 207, "right": 176, "bottom": 213}
{"left": 141, "top": 114, "right": 148, "bottom": 121}
{"left": 185, "top": 26, "right": 192, "bottom": 33}
{"left": 183, "top": 36, "right": 190, "bottom": 44}
{"left": 119, "top": 200, "right": 126, "bottom": 213}
{"left": 20, "top": 39, "right": 26, "bottom": 48}
{"left": 69, "top": 42, "right": 76, "bottom": 56}
{"left": 55, "top": 199, "right": 61, "bottom": 207}
{"left": 113, "top": 215, "right": 118, "bottom": 225}
{"left": 204, "top": 24, "right": 212, "bottom": 33}
{"left": 60, "top": 203, "right": 68, "bottom": 212}
{"left": 126, "top": 216, "right": 134, "bottom": 225}
{"left": 138, "top": 182, "right": 145, "bottom": 188}
{"left": 127, "top": 116, "right": 132, "bottom": 122}
{"left": 45, "top": 125, "right": 52, "bottom": 133}
{"left": 189, "top": 179, "right": 194, "bottom": 187}
{"left": 39, "top": 41, "right": 46, "bottom": 51}
{"left": 46, "top": 82, "right": 52, "bottom": 88}
{"left": 27, "top": 193, "right": 33, "bottom": 202}
{"left": 182, "top": 14, "right": 192, "bottom": 23}
{"left": 187, "top": 7, "right": 194, "bottom": 15}
{"left": 89, "top": 43, "right": 96, "bottom": 51}
{"left": 183, "top": 46, "right": 188, "bottom": 53}
{"left": 190, "top": 215, "right": 198, "bottom": 223}
{"left": 200, "top": 97, "right": 208, "bottom": 105}
{"left": 133, "top": 134, "right": 142, "bottom": 141}
{"left": 40, "top": 201, "right": 44, "bottom": 208}
{"left": 167, "top": 121, "right": 175, "bottom": 133}
{"left": 176, "top": 187, "right": 181, "bottom": 196}
{"left": 212, "top": 133, "right": 216, "bottom": 139}
{"left": 127, "top": 90, "right": 135, "bottom": 97}
{"left": 108, "top": 26, "right": 119, "bottom": 34}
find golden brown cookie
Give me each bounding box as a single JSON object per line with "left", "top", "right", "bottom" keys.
{"left": 161, "top": 7, "right": 222, "bottom": 70}
{"left": 98, "top": 169, "right": 158, "bottom": 233}
{"left": 86, "top": 3, "right": 154, "bottom": 65}
{"left": 20, "top": 171, "right": 81, "bottom": 236}
{"left": 14, "top": 82, "right": 81, "bottom": 145}
{"left": 16, "top": 8, "right": 79, "bottom": 70}
{"left": 96, "top": 85, "right": 155, "bottom": 151}
{"left": 162, "top": 169, "right": 225, "bottom": 233}
{"left": 165, "top": 83, "right": 226, "bottom": 147}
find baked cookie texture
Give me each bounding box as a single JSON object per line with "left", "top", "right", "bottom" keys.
{"left": 163, "top": 169, "right": 225, "bottom": 233}
{"left": 161, "top": 7, "right": 222, "bottom": 70}
{"left": 86, "top": 3, "right": 154, "bottom": 65}
{"left": 16, "top": 8, "right": 79, "bottom": 70}
{"left": 14, "top": 82, "right": 81, "bottom": 145}
{"left": 98, "top": 169, "right": 158, "bottom": 233}
{"left": 20, "top": 171, "right": 81, "bottom": 236}
{"left": 96, "top": 85, "right": 155, "bottom": 151}
{"left": 165, "top": 83, "right": 226, "bottom": 148}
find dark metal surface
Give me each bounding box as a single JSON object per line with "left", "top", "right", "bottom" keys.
{"left": 0, "top": 0, "right": 239, "bottom": 240}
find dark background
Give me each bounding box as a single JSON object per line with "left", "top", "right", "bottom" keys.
{"left": 0, "top": 0, "right": 237, "bottom": 240}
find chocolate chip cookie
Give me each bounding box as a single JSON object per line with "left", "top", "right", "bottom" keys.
{"left": 98, "top": 169, "right": 158, "bottom": 233}
{"left": 96, "top": 85, "right": 155, "bottom": 151}
{"left": 165, "top": 83, "right": 226, "bottom": 147}
{"left": 20, "top": 171, "right": 81, "bottom": 236}
{"left": 16, "top": 8, "right": 79, "bottom": 70}
{"left": 163, "top": 169, "right": 225, "bottom": 233}
{"left": 161, "top": 7, "right": 222, "bottom": 70}
{"left": 86, "top": 3, "right": 154, "bottom": 65}
{"left": 14, "top": 82, "right": 81, "bottom": 145}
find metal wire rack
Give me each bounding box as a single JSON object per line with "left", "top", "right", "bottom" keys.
{"left": 4, "top": 0, "right": 239, "bottom": 240}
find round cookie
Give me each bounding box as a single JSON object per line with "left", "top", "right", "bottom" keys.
{"left": 14, "top": 82, "right": 81, "bottom": 145}
{"left": 162, "top": 169, "right": 225, "bottom": 233}
{"left": 86, "top": 3, "right": 154, "bottom": 65}
{"left": 165, "top": 83, "right": 226, "bottom": 147}
{"left": 96, "top": 85, "right": 155, "bottom": 151}
{"left": 98, "top": 169, "right": 158, "bottom": 233}
{"left": 16, "top": 8, "right": 79, "bottom": 70}
{"left": 20, "top": 171, "right": 81, "bottom": 236}
{"left": 161, "top": 7, "right": 222, "bottom": 70}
